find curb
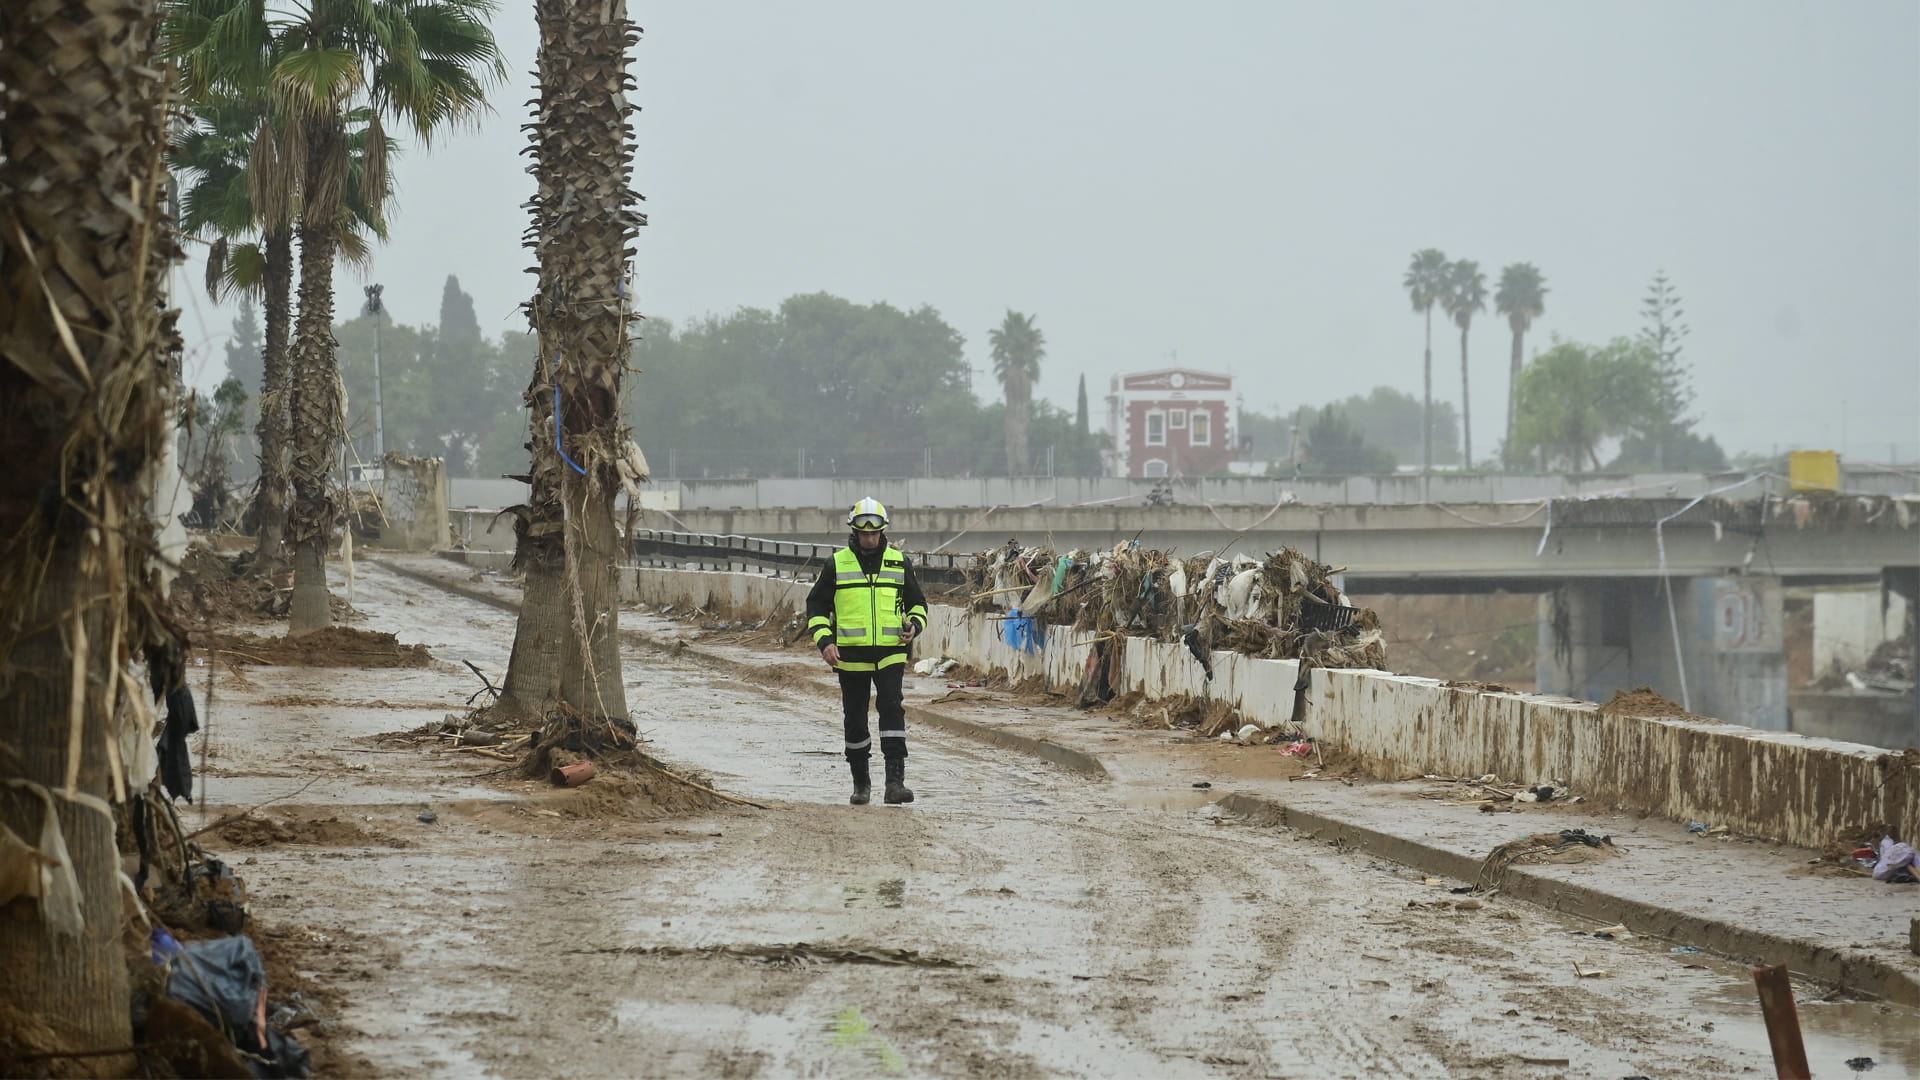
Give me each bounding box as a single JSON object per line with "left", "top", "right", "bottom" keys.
{"left": 381, "top": 555, "right": 1918, "bottom": 1006}
{"left": 376, "top": 556, "right": 1108, "bottom": 781}
{"left": 1215, "top": 792, "right": 1920, "bottom": 1008}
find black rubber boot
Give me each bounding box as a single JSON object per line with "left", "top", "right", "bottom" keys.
{"left": 849, "top": 760, "right": 871, "bottom": 805}
{"left": 883, "top": 758, "right": 914, "bottom": 804}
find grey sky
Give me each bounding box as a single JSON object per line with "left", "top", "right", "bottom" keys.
{"left": 175, "top": 1, "right": 1920, "bottom": 462}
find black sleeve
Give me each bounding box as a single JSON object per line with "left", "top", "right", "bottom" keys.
{"left": 804, "top": 562, "right": 836, "bottom": 651}
{"left": 900, "top": 556, "right": 929, "bottom": 629}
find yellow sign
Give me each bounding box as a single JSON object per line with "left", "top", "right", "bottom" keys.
{"left": 1788, "top": 450, "right": 1840, "bottom": 492}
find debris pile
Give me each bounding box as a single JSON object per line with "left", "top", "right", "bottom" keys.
{"left": 961, "top": 539, "right": 1388, "bottom": 670}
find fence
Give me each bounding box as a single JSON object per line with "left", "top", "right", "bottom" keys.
{"left": 626, "top": 529, "right": 973, "bottom": 588}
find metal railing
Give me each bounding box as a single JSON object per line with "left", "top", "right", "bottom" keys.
{"left": 625, "top": 529, "right": 973, "bottom": 587}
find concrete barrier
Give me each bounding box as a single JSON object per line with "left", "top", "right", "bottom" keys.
{"left": 626, "top": 567, "right": 1918, "bottom": 851}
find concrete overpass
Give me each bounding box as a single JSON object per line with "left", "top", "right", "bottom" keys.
{"left": 636, "top": 497, "right": 1918, "bottom": 593}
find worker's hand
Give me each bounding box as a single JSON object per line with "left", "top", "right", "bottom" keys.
{"left": 900, "top": 622, "right": 918, "bottom": 645}
{"left": 822, "top": 644, "right": 841, "bottom": 670}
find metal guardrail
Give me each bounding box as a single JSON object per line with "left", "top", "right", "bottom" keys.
{"left": 625, "top": 529, "right": 973, "bottom": 587}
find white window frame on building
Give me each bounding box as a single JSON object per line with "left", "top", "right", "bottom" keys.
{"left": 1189, "top": 409, "right": 1210, "bottom": 445}
{"left": 1144, "top": 410, "right": 1166, "bottom": 446}
{"left": 1168, "top": 408, "right": 1187, "bottom": 430}
{"left": 1142, "top": 458, "right": 1169, "bottom": 477}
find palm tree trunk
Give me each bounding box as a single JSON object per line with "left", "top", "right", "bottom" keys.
{"left": 252, "top": 225, "right": 294, "bottom": 573}
{"left": 285, "top": 119, "right": 348, "bottom": 634}
{"left": 0, "top": 0, "right": 172, "bottom": 1061}
{"left": 1421, "top": 307, "right": 1433, "bottom": 474}
{"left": 497, "top": 367, "right": 565, "bottom": 719}
{"left": 1459, "top": 324, "right": 1473, "bottom": 467}
{"left": 508, "top": 0, "right": 641, "bottom": 722}
{"left": 1505, "top": 323, "right": 1524, "bottom": 458}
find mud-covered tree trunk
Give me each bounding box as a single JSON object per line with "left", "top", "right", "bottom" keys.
{"left": 252, "top": 225, "right": 295, "bottom": 572}
{"left": 286, "top": 116, "right": 348, "bottom": 634}
{"left": 496, "top": 378, "right": 566, "bottom": 716}
{"left": 502, "top": 0, "right": 645, "bottom": 720}
{"left": 0, "top": 0, "right": 175, "bottom": 1063}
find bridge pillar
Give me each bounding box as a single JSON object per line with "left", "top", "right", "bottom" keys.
{"left": 1538, "top": 575, "right": 1787, "bottom": 729}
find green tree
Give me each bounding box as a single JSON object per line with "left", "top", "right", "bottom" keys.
{"left": 1494, "top": 262, "right": 1547, "bottom": 459}
{"left": 990, "top": 311, "right": 1045, "bottom": 475}
{"left": 1442, "top": 259, "right": 1488, "bottom": 466}
{"left": 222, "top": 301, "right": 264, "bottom": 450}
{"left": 1303, "top": 405, "right": 1396, "bottom": 475}
{"left": 1510, "top": 338, "right": 1659, "bottom": 471}
{"left": 1621, "top": 269, "right": 1718, "bottom": 471}
{"left": 1403, "top": 248, "right": 1449, "bottom": 473}
{"left": 625, "top": 296, "right": 968, "bottom": 478}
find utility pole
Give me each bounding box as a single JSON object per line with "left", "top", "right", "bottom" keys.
{"left": 363, "top": 283, "right": 386, "bottom": 461}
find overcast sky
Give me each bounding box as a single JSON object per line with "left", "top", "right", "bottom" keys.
{"left": 174, "top": 1, "right": 1920, "bottom": 463}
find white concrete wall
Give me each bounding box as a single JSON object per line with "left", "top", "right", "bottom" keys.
{"left": 629, "top": 566, "right": 1920, "bottom": 851}
{"left": 1813, "top": 588, "right": 1909, "bottom": 676}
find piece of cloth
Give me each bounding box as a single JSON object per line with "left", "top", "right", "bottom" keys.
{"left": 1874, "top": 837, "right": 1918, "bottom": 883}
{"left": 157, "top": 684, "right": 200, "bottom": 803}
{"left": 838, "top": 665, "right": 907, "bottom": 764}
{"left": 805, "top": 535, "right": 929, "bottom": 670}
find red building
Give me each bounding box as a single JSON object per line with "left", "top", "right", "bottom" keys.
{"left": 1104, "top": 368, "right": 1238, "bottom": 478}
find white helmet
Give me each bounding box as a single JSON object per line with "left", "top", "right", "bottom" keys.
{"left": 847, "top": 497, "right": 889, "bottom": 532}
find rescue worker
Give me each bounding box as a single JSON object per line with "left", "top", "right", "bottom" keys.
{"left": 805, "top": 497, "right": 929, "bottom": 805}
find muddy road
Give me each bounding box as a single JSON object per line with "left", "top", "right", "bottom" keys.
{"left": 192, "top": 561, "right": 1907, "bottom": 1078}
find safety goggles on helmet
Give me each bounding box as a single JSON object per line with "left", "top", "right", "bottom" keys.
{"left": 847, "top": 497, "right": 889, "bottom": 531}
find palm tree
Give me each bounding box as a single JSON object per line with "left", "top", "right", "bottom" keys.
{"left": 495, "top": 0, "right": 647, "bottom": 724}
{"left": 1402, "top": 249, "right": 1448, "bottom": 473}
{"left": 171, "top": 0, "right": 503, "bottom": 632}
{"left": 1442, "top": 260, "right": 1488, "bottom": 466}
{"left": 1494, "top": 263, "right": 1548, "bottom": 460}
{"left": 989, "top": 311, "right": 1045, "bottom": 475}
{"left": 169, "top": 94, "right": 392, "bottom": 574}
{"left": 1, "top": 0, "right": 175, "bottom": 1056}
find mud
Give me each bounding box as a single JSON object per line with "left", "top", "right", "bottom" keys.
{"left": 1601, "top": 684, "right": 1710, "bottom": 720}
{"left": 212, "top": 812, "right": 412, "bottom": 849}
{"left": 201, "top": 625, "right": 434, "bottom": 668}
{"left": 175, "top": 557, "right": 1919, "bottom": 1078}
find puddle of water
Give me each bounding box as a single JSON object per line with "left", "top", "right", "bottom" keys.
{"left": 1690, "top": 965, "right": 1919, "bottom": 1078}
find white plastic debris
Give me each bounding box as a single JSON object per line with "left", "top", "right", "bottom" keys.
{"left": 1236, "top": 724, "right": 1262, "bottom": 742}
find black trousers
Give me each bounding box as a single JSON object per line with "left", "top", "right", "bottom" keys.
{"left": 838, "top": 665, "right": 906, "bottom": 764}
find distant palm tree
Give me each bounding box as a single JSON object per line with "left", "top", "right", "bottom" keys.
{"left": 168, "top": 93, "right": 391, "bottom": 571}
{"left": 1402, "top": 249, "right": 1449, "bottom": 472}
{"left": 169, "top": 0, "right": 504, "bottom": 631}
{"left": 1494, "top": 263, "right": 1548, "bottom": 459}
{"left": 1442, "top": 259, "right": 1488, "bottom": 466}
{"left": 989, "top": 311, "right": 1045, "bottom": 475}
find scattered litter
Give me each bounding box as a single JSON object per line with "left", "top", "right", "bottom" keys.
{"left": 417, "top": 810, "right": 437, "bottom": 824}
{"left": 1479, "top": 831, "right": 1620, "bottom": 887}
{"left": 1572, "top": 961, "right": 1607, "bottom": 978}
{"left": 1846, "top": 1056, "right": 1877, "bottom": 1072}
{"left": 1191, "top": 781, "right": 1212, "bottom": 789}
{"left": 1282, "top": 740, "right": 1314, "bottom": 757}
{"left": 1670, "top": 946, "right": 1703, "bottom": 955}
{"left": 1235, "top": 724, "right": 1263, "bottom": 742}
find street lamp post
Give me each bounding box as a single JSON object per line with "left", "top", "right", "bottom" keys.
{"left": 362, "top": 283, "right": 385, "bottom": 461}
